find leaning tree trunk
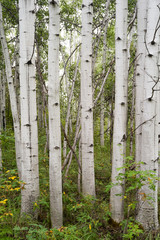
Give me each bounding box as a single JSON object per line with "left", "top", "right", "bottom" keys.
{"left": 19, "top": 0, "right": 39, "bottom": 216}
{"left": 0, "top": 3, "right": 21, "bottom": 178}
{"left": 110, "top": 0, "right": 128, "bottom": 223}
{"left": 81, "top": 0, "right": 95, "bottom": 197}
{"left": 136, "top": 0, "right": 159, "bottom": 229}
{"left": 48, "top": 0, "right": 63, "bottom": 228}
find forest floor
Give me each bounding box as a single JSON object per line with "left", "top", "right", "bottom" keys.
{"left": 0, "top": 129, "right": 160, "bottom": 239}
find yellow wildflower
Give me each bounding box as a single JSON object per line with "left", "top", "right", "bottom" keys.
{"left": 89, "top": 224, "right": 92, "bottom": 230}
{"left": 34, "top": 202, "right": 38, "bottom": 207}
{"left": 9, "top": 176, "right": 16, "bottom": 180}
{"left": 0, "top": 199, "right": 8, "bottom": 204}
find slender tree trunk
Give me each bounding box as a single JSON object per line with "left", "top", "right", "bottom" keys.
{"left": 136, "top": 0, "right": 159, "bottom": 229}
{"left": 100, "top": 0, "right": 110, "bottom": 146}
{"left": 135, "top": 0, "right": 147, "bottom": 168}
{"left": 1, "top": 72, "right": 6, "bottom": 131}
{"left": 129, "top": 76, "right": 135, "bottom": 156}
{"left": 110, "top": 0, "right": 128, "bottom": 223}
{"left": 128, "top": 25, "right": 136, "bottom": 156}
{"left": 100, "top": 93, "right": 105, "bottom": 146}
{"left": 19, "top": 0, "right": 39, "bottom": 216}
{"left": 13, "top": 37, "right": 20, "bottom": 123}
{"left": 78, "top": 136, "right": 82, "bottom": 193}
{"left": 81, "top": 0, "right": 95, "bottom": 197}
{"left": 0, "top": 3, "right": 21, "bottom": 178}
{"left": 48, "top": 0, "right": 63, "bottom": 228}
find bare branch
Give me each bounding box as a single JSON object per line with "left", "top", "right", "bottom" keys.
{"left": 61, "top": 123, "right": 82, "bottom": 173}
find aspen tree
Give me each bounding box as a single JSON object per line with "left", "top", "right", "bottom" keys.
{"left": 135, "top": 0, "right": 147, "bottom": 171}
{"left": 0, "top": 3, "right": 21, "bottom": 177}
{"left": 136, "top": 0, "right": 159, "bottom": 229}
{"left": 48, "top": 0, "right": 63, "bottom": 228}
{"left": 19, "top": 0, "right": 39, "bottom": 215}
{"left": 100, "top": 0, "right": 110, "bottom": 146}
{"left": 81, "top": 0, "right": 95, "bottom": 196}
{"left": 110, "top": 0, "right": 128, "bottom": 223}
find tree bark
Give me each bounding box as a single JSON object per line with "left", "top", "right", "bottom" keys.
{"left": 81, "top": 0, "right": 95, "bottom": 197}
{"left": 136, "top": 0, "right": 159, "bottom": 229}
{"left": 48, "top": 0, "right": 63, "bottom": 228}
{"left": 135, "top": 0, "right": 147, "bottom": 169}
{"left": 110, "top": 0, "right": 128, "bottom": 223}
{"left": 100, "top": 0, "right": 110, "bottom": 146}
{"left": 19, "top": 0, "right": 39, "bottom": 216}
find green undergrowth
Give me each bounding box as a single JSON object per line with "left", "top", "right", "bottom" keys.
{"left": 0, "top": 130, "right": 160, "bottom": 239}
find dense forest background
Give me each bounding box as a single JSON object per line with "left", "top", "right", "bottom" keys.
{"left": 0, "top": 0, "right": 160, "bottom": 239}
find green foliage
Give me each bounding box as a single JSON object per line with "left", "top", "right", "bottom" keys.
{"left": 14, "top": 224, "right": 49, "bottom": 240}
{"left": 106, "top": 156, "right": 160, "bottom": 239}
{"left": 60, "top": 0, "right": 82, "bottom": 32}
{"left": 1, "top": 1, "right": 159, "bottom": 239}
{"left": 0, "top": 169, "right": 21, "bottom": 239}
{"left": 0, "top": 129, "right": 16, "bottom": 169}
{"left": 120, "top": 217, "right": 143, "bottom": 240}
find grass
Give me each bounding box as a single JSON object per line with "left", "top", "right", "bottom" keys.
{"left": 0, "top": 128, "right": 160, "bottom": 239}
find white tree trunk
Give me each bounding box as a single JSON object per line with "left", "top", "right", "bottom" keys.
{"left": 81, "top": 0, "right": 95, "bottom": 196}
{"left": 0, "top": 3, "right": 21, "bottom": 178}
{"left": 19, "top": 0, "right": 39, "bottom": 215}
{"left": 110, "top": 0, "right": 128, "bottom": 223}
{"left": 100, "top": 93, "right": 105, "bottom": 146}
{"left": 135, "top": 0, "right": 147, "bottom": 168}
{"left": 100, "top": 0, "right": 110, "bottom": 146}
{"left": 136, "top": 0, "right": 159, "bottom": 229}
{"left": 48, "top": 0, "right": 63, "bottom": 228}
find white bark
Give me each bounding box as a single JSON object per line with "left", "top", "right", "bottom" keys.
{"left": 100, "top": 0, "right": 110, "bottom": 146}
{"left": 81, "top": 0, "right": 95, "bottom": 196}
{"left": 48, "top": 0, "right": 63, "bottom": 228}
{"left": 110, "top": 0, "right": 128, "bottom": 223}
{"left": 136, "top": 0, "right": 159, "bottom": 229}
{"left": 100, "top": 93, "right": 105, "bottom": 146}
{"left": 19, "top": 0, "right": 39, "bottom": 215}
{"left": 0, "top": 3, "right": 21, "bottom": 178}
{"left": 135, "top": 0, "right": 147, "bottom": 167}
